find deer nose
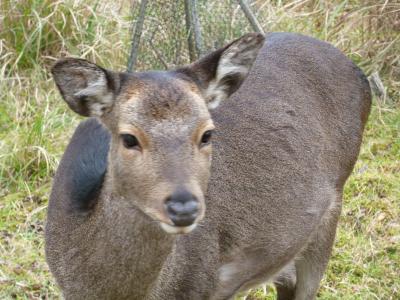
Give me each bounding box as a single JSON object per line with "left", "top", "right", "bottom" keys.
{"left": 165, "top": 190, "right": 199, "bottom": 227}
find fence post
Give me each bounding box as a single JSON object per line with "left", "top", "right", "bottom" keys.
{"left": 184, "top": 0, "right": 203, "bottom": 60}
{"left": 238, "top": 0, "right": 264, "bottom": 33}
{"left": 184, "top": 0, "right": 196, "bottom": 62}
{"left": 127, "top": 0, "right": 148, "bottom": 72}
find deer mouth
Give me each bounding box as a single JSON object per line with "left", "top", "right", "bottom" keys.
{"left": 142, "top": 204, "right": 203, "bottom": 234}
{"left": 159, "top": 222, "right": 197, "bottom": 234}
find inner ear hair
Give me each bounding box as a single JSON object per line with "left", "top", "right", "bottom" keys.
{"left": 177, "top": 33, "right": 265, "bottom": 109}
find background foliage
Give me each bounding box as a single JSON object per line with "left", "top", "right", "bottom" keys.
{"left": 0, "top": 0, "right": 399, "bottom": 299}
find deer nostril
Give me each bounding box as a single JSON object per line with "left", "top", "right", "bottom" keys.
{"left": 165, "top": 190, "right": 199, "bottom": 227}
{"left": 166, "top": 200, "right": 199, "bottom": 215}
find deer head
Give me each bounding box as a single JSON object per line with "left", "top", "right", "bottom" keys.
{"left": 51, "top": 33, "right": 265, "bottom": 234}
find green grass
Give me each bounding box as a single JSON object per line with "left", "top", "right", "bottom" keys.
{"left": 0, "top": 0, "right": 399, "bottom": 299}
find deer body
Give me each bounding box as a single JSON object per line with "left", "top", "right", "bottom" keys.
{"left": 46, "top": 33, "right": 371, "bottom": 299}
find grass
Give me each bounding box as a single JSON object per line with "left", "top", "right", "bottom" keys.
{"left": 0, "top": 0, "right": 399, "bottom": 299}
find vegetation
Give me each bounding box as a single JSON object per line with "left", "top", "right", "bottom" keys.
{"left": 0, "top": 0, "right": 398, "bottom": 299}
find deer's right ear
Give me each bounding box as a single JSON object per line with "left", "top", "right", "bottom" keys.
{"left": 51, "top": 58, "right": 118, "bottom": 117}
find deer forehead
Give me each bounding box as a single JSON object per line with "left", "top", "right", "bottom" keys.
{"left": 117, "top": 76, "right": 211, "bottom": 138}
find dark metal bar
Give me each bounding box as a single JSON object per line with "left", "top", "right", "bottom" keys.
{"left": 127, "top": 0, "right": 148, "bottom": 72}
{"left": 188, "top": 0, "right": 203, "bottom": 58}
{"left": 184, "top": 0, "right": 196, "bottom": 62}
{"left": 238, "top": 0, "right": 264, "bottom": 33}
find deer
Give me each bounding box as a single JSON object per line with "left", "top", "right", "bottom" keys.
{"left": 45, "top": 32, "right": 371, "bottom": 300}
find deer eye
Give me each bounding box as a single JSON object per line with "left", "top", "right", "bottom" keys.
{"left": 121, "top": 134, "right": 140, "bottom": 149}
{"left": 200, "top": 130, "right": 213, "bottom": 146}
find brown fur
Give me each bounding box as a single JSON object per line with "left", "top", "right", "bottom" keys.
{"left": 46, "top": 33, "right": 371, "bottom": 299}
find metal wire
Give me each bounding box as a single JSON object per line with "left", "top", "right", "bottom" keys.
{"left": 128, "top": 0, "right": 261, "bottom": 71}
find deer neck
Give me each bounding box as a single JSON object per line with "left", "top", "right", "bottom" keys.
{"left": 90, "top": 175, "right": 176, "bottom": 296}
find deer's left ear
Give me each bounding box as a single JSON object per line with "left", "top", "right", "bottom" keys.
{"left": 177, "top": 33, "right": 265, "bottom": 109}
